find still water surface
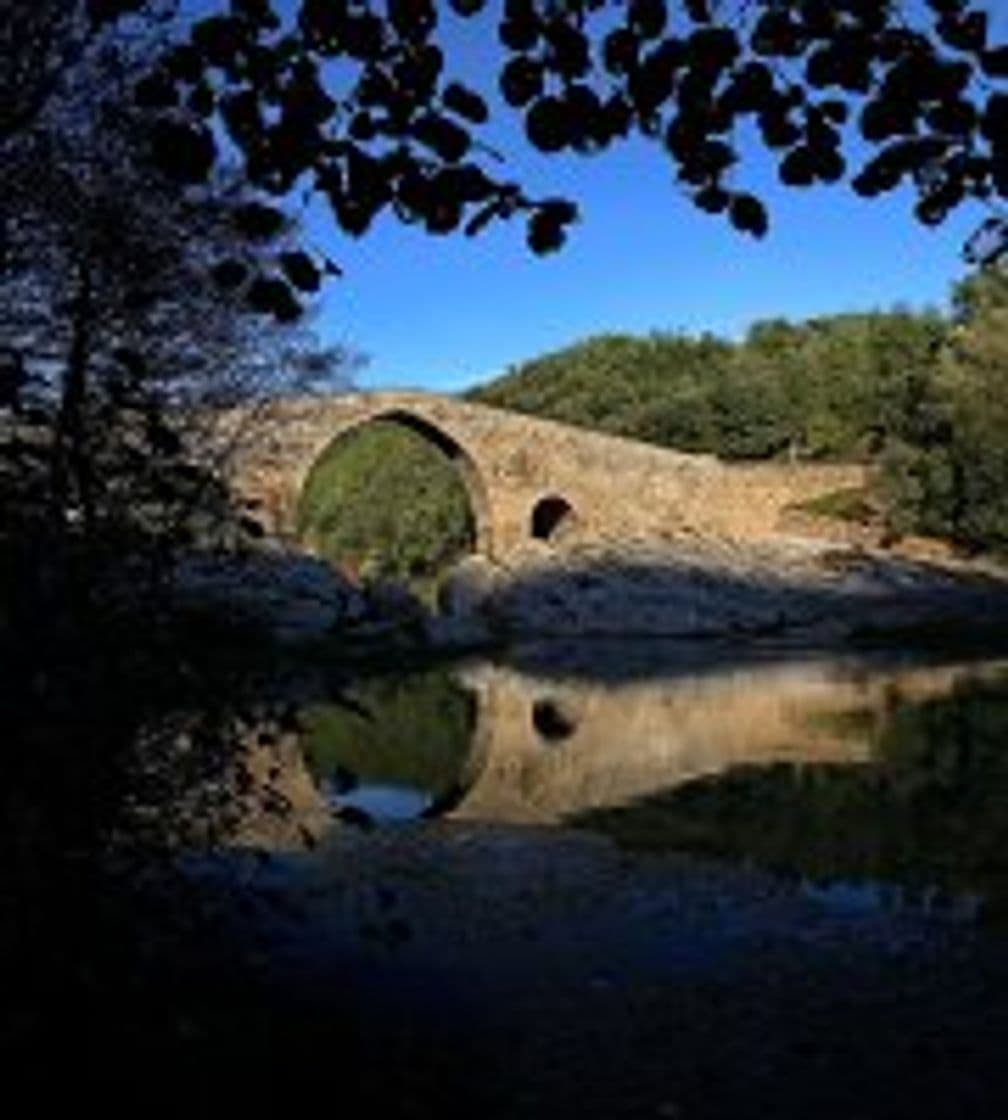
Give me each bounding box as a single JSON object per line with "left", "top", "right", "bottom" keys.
{"left": 292, "top": 647, "right": 1008, "bottom": 916}
{"left": 193, "top": 646, "right": 1008, "bottom": 1117}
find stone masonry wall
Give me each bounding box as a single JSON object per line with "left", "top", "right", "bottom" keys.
{"left": 212, "top": 392, "right": 868, "bottom": 560}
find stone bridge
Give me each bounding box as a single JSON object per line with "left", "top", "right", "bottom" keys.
{"left": 216, "top": 391, "right": 865, "bottom": 560}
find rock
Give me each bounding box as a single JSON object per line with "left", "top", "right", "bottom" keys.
{"left": 365, "top": 579, "right": 426, "bottom": 622}
{"left": 433, "top": 537, "right": 1008, "bottom": 640}
{"left": 173, "top": 549, "right": 364, "bottom": 640}
{"left": 438, "top": 555, "right": 503, "bottom": 618}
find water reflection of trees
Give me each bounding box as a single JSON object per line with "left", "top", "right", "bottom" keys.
{"left": 301, "top": 671, "right": 477, "bottom": 805}
{"left": 570, "top": 672, "right": 1008, "bottom": 916}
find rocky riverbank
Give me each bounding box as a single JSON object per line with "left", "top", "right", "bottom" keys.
{"left": 437, "top": 535, "right": 1008, "bottom": 645}
{"left": 171, "top": 532, "right": 1008, "bottom": 653}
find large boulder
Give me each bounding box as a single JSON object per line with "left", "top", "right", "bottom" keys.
{"left": 173, "top": 549, "right": 365, "bottom": 641}
{"left": 437, "top": 555, "right": 504, "bottom": 619}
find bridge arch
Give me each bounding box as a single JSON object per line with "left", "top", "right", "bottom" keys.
{"left": 222, "top": 389, "right": 870, "bottom": 566}
{"left": 530, "top": 493, "right": 577, "bottom": 543}
{"left": 299, "top": 407, "right": 494, "bottom": 558}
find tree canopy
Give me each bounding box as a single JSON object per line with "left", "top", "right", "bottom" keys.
{"left": 10, "top": 1, "right": 1003, "bottom": 321}
{"left": 469, "top": 309, "right": 949, "bottom": 459}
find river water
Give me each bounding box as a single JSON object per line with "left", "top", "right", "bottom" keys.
{"left": 186, "top": 645, "right": 1008, "bottom": 1117}
{"left": 287, "top": 646, "right": 1008, "bottom": 911}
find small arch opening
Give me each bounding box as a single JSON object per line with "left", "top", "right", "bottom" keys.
{"left": 532, "top": 698, "right": 577, "bottom": 743}
{"left": 531, "top": 495, "right": 575, "bottom": 542}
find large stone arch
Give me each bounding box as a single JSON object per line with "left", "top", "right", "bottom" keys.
{"left": 298, "top": 407, "right": 495, "bottom": 557}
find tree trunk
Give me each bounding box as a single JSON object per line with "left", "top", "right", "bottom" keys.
{"left": 54, "top": 261, "right": 96, "bottom": 538}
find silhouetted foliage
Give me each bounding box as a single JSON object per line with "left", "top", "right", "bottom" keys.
{"left": 156, "top": 1, "right": 1008, "bottom": 268}
{"left": 9, "top": 1, "right": 1002, "bottom": 322}
{"left": 0, "top": 5, "right": 360, "bottom": 1045}
{"left": 1, "top": 14, "right": 355, "bottom": 596}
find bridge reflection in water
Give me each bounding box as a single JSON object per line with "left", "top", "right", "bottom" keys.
{"left": 159, "top": 652, "right": 1008, "bottom": 1120}
{"left": 246, "top": 652, "right": 1006, "bottom": 837}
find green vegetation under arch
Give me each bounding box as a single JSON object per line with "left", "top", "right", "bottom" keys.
{"left": 297, "top": 419, "right": 476, "bottom": 586}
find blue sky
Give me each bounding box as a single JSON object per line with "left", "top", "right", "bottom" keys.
{"left": 299, "top": 3, "right": 1004, "bottom": 394}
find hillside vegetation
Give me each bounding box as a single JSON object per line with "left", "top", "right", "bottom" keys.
{"left": 468, "top": 315, "right": 942, "bottom": 461}
{"left": 470, "top": 266, "right": 1008, "bottom": 553}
